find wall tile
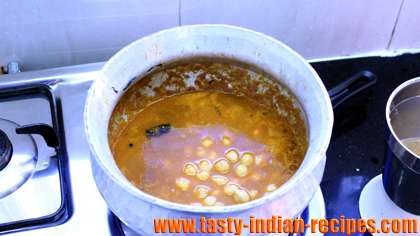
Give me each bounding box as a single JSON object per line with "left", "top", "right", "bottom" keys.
{"left": 70, "top": 47, "right": 120, "bottom": 65}
{"left": 0, "top": 1, "right": 410, "bottom": 70}
{"left": 388, "top": 0, "right": 420, "bottom": 51}
{"left": 0, "top": 1, "right": 42, "bottom": 24}
{"left": 0, "top": 22, "right": 19, "bottom": 68}
{"left": 0, "top": 0, "right": 179, "bottom": 70}
{"left": 180, "top": 0, "right": 403, "bottom": 60}
{"left": 0, "top": 0, "right": 178, "bottom": 24}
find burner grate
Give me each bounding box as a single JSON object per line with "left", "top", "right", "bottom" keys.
{"left": 0, "top": 129, "right": 12, "bottom": 170}
{"left": 0, "top": 84, "right": 72, "bottom": 234}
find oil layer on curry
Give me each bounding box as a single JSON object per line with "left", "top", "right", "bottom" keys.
{"left": 108, "top": 59, "right": 308, "bottom": 206}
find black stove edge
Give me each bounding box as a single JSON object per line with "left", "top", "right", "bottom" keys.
{"left": 312, "top": 53, "right": 420, "bottom": 236}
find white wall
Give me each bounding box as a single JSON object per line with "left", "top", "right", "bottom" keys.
{"left": 0, "top": 0, "right": 417, "bottom": 71}
{"left": 0, "top": 0, "right": 179, "bottom": 70}
{"left": 388, "top": 0, "right": 420, "bottom": 52}
{"left": 180, "top": 0, "right": 402, "bottom": 59}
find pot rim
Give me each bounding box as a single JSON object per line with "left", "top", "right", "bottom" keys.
{"left": 84, "top": 24, "right": 334, "bottom": 213}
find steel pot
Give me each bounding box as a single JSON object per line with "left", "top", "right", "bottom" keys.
{"left": 84, "top": 25, "right": 334, "bottom": 235}
{"left": 384, "top": 77, "right": 420, "bottom": 215}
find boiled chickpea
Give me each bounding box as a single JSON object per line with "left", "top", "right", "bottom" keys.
{"left": 208, "top": 151, "right": 218, "bottom": 160}
{"left": 194, "top": 185, "right": 210, "bottom": 199}
{"left": 197, "top": 170, "right": 210, "bottom": 181}
{"left": 222, "top": 136, "right": 232, "bottom": 146}
{"left": 198, "top": 159, "right": 212, "bottom": 172}
{"left": 233, "top": 189, "right": 251, "bottom": 203}
{"left": 162, "top": 159, "right": 171, "bottom": 167}
{"left": 255, "top": 155, "right": 265, "bottom": 167}
{"left": 266, "top": 184, "right": 277, "bottom": 192}
{"left": 201, "top": 137, "right": 213, "bottom": 148}
{"left": 250, "top": 173, "right": 261, "bottom": 181}
{"left": 234, "top": 164, "right": 248, "bottom": 177}
{"left": 214, "top": 159, "right": 230, "bottom": 174}
{"left": 249, "top": 190, "right": 258, "bottom": 199}
{"left": 196, "top": 147, "right": 207, "bottom": 158}
{"left": 224, "top": 183, "right": 239, "bottom": 196}
{"left": 184, "top": 146, "right": 193, "bottom": 156}
{"left": 175, "top": 177, "right": 191, "bottom": 191}
{"left": 211, "top": 175, "right": 229, "bottom": 186}
{"left": 183, "top": 163, "right": 198, "bottom": 176}
{"left": 225, "top": 149, "right": 239, "bottom": 163}
{"left": 289, "top": 164, "right": 298, "bottom": 171}
{"left": 240, "top": 152, "right": 254, "bottom": 166}
{"left": 203, "top": 196, "right": 217, "bottom": 206}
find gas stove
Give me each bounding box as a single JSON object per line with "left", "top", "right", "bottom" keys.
{"left": 0, "top": 62, "right": 326, "bottom": 236}
{"left": 1, "top": 52, "right": 419, "bottom": 235}
{"left": 0, "top": 62, "right": 329, "bottom": 236}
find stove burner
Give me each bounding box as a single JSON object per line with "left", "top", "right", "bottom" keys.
{"left": 0, "top": 129, "right": 12, "bottom": 170}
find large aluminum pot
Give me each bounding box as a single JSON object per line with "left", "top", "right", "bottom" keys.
{"left": 84, "top": 25, "right": 333, "bottom": 235}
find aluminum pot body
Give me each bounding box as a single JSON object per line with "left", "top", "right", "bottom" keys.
{"left": 84, "top": 25, "right": 333, "bottom": 235}
{"left": 384, "top": 78, "right": 420, "bottom": 215}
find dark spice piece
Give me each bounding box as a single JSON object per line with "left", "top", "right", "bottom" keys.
{"left": 146, "top": 124, "right": 171, "bottom": 138}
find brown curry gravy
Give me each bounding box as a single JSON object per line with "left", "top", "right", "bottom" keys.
{"left": 108, "top": 60, "right": 308, "bottom": 206}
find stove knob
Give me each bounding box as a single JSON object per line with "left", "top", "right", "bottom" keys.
{"left": 5, "top": 61, "right": 21, "bottom": 74}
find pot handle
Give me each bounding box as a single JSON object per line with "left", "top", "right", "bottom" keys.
{"left": 16, "top": 124, "right": 59, "bottom": 149}
{"left": 328, "top": 70, "right": 377, "bottom": 109}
